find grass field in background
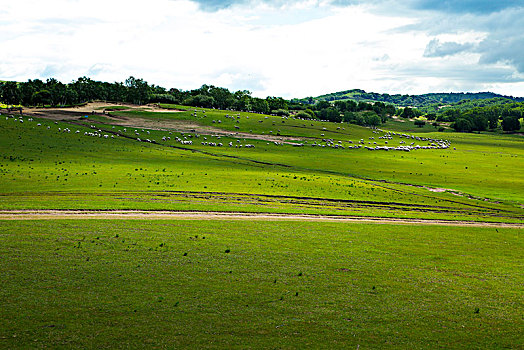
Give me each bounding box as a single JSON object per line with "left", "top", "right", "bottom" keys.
{"left": 0, "top": 108, "right": 522, "bottom": 221}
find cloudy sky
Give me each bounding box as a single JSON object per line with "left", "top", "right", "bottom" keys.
{"left": 1, "top": 0, "right": 523, "bottom": 98}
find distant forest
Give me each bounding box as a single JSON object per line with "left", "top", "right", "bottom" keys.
{"left": 0, "top": 77, "right": 522, "bottom": 132}
{"left": 294, "top": 89, "right": 524, "bottom": 108}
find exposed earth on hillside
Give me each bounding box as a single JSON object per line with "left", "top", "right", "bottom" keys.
{"left": 20, "top": 102, "right": 306, "bottom": 144}
{"left": 0, "top": 210, "right": 522, "bottom": 228}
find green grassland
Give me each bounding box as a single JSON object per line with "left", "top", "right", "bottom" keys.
{"left": 0, "top": 105, "right": 523, "bottom": 348}
{"left": 0, "top": 106, "right": 522, "bottom": 222}
{"left": 0, "top": 219, "right": 522, "bottom": 348}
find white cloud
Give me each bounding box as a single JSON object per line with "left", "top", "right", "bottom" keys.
{"left": 0, "top": 0, "right": 523, "bottom": 98}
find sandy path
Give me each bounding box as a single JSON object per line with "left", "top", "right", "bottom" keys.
{"left": 23, "top": 102, "right": 181, "bottom": 114}
{"left": 0, "top": 210, "right": 522, "bottom": 228}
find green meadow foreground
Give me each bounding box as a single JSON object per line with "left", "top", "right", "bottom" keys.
{"left": 0, "top": 104, "right": 522, "bottom": 348}
{"left": 0, "top": 220, "right": 522, "bottom": 348}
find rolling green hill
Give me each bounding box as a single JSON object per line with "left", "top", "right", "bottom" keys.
{"left": 1, "top": 102, "right": 522, "bottom": 348}
{"left": 293, "top": 89, "right": 524, "bottom": 108}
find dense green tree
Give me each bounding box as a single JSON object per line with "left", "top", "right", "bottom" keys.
{"left": 295, "top": 111, "right": 314, "bottom": 119}
{"left": 19, "top": 80, "right": 45, "bottom": 106}
{"left": 358, "top": 101, "right": 373, "bottom": 111}
{"left": 452, "top": 118, "right": 473, "bottom": 132}
{"left": 363, "top": 111, "right": 381, "bottom": 126}
{"left": 232, "top": 90, "right": 251, "bottom": 111}
{"left": 149, "top": 93, "right": 178, "bottom": 104}
{"left": 501, "top": 116, "right": 521, "bottom": 131}
{"left": 125, "top": 76, "right": 150, "bottom": 105}
{"left": 250, "top": 98, "right": 269, "bottom": 114}
{"left": 267, "top": 96, "right": 288, "bottom": 111}
{"left": 209, "top": 86, "right": 233, "bottom": 110}
{"left": 63, "top": 86, "right": 78, "bottom": 105}
{"left": 32, "top": 90, "right": 52, "bottom": 106}
{"left": 315, "top": 100, "right": 330, "bottom": 110}
{"left": 318, "top": 108, "right": 341, "bottom": 122}
{"left": 72, "top": 77, "right": 97, "bottom": 102}
{"left": 414, "top": 119, "right": 426, "bottom": 128}
{"left": 0, "top": 81, "right": 21, "bottom": 106}
{"left": 272, "top": 109, "right": 289, "bottom": 116}
{"left": 438, "top": 109, "right": 461, "bottom": 122}
{"left": 400, "top": 107, "right": 414, "bottom": 119}
{"left": 304, "top": 108, "right": 316, "bottom": 119}
{"left": 343, "top": 111, "right": 356, "bottom": 123}
{"left": 45, "top": 78, "right": 68, "bottom": 106}
{"left": 183, "top": 94, "right": 215, "bottom": 108}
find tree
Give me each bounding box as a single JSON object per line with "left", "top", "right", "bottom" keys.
{"left": 125, "top": 76, "right": 150, "bottom": 105}
{"left": 343, "top": 111, "right": 356, "bottom": 123}
{"left": 266, "top": 96, "right": 288, "bottom": 111}
{"left": 304, "top": 108, "right": 316, "bottom": 119}
{"left": 72, "top": 76, "right": 97, "bottom": 102}
{"left": 414, "top": 119, "right": 426, "bottom": 128}
{"left": 384, "top": 104, "right": 396, "bottom": 116}
{"left": 358, "top": 101, "right": 373, "bottom": 111}
{"left": 233, "top": 90, "right": 251, "bottom": 111}
{"left": 315, "top": 100, "right": 330, "bottom": 110}
{"left": 272, "top": 109, "right": 289, "bottom": 116}
{"left": 32, "top": 90, "right": 52, "bottom": 106}
{"left": 209, "top": 86, "right": 233, "bottom": 110}
{"left": 250, "top": 98, "right": 269, "bottom": 114}
{"left": 400, "top": 107, "right": 414, "bottom": 119}
{"left": 183, "top": 94, "right": 215, "bottom": 108}
{"left": 326, "top": 108, "right": 342, "bottom": 122}
{"left": 501, "top": 116, "right": 521, "bottom": 132}
{"left": 363, "top": 111, "right": 381, "bottom": 126}
{"left": 295, "top": 111, "right": 314, "bottom": 119}
{"left": 318, "top": 108, "right": 341, "bottom": 122}
{"left": 63, "top": 86, "right": 78, "bottom": 105}
{"left": 0, "top": 81, "right": 21, "bottom": 106}
{"left": 452, "top": 118, "right": 473, "bottom": 132}
{"left": 486, "top": 107, "right": 499, "bottom": 129}
{"left": 46, "top": 78, "right": 67, "bottom": 106}
{"left": 439, "top": 109, "right": 461, "bottom": 122}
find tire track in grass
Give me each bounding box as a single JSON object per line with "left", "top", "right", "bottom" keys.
{"left": 0, "top": 210, "right": 522, "bottom": 228}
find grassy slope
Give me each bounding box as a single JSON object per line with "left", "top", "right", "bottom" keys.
{"left": 0, "top": 219, "right": 522, "bottom": 348}
{"left": 0, "top": 108, "right": 522, "bottom": 221}
{"left": 111, "top": 107, "right": 523, "bottom": 203}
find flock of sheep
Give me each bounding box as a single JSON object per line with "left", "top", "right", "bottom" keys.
{"left": 187, "top": 109, "right": 452, "bottom": 152}
{"left": 3, "top": 112, "right": 451, "bottom": 153}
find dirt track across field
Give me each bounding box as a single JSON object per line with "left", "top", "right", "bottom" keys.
{"left": 0, "top": 210, "right": 522, "bottom": 228}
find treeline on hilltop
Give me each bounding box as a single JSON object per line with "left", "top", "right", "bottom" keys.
{"left": 0, "top": 77, "right": 290, "bottom": 114}
{"left": 0, "top": 76, "right": 398, "bottom": 126}
{"left": 1, "top": 77, "right": 522, "bottom": 132}
{"left": 295, "top": 89, "right": 524, "bottom": 108}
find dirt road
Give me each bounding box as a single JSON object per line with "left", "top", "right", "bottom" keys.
{"left": 0, "top": 210, "right": 522, "bottom": 228}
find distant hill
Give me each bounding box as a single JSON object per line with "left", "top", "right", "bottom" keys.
{"left": 292, "top": 89, "right": 524, "bottom": 108}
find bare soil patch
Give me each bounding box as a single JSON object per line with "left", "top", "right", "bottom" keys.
{"left": 0, "top": 210, "right": 521, "bottom": 228}
{"left": 22, "top": 102, "right": 305, "bottom": 143}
